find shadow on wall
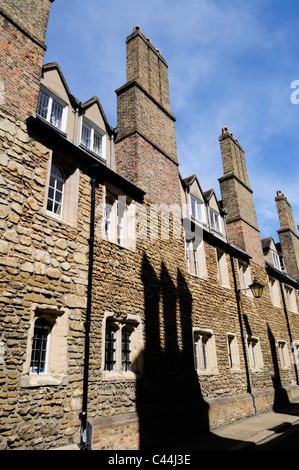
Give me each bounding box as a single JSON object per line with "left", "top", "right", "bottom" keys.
{"left": 135, "top": 253, "right": 210, "bottom": 449}
{"left": 267, "top": 325, "right": 292, "bottom": 410}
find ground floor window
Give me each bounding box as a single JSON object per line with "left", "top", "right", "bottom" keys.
{"left": 30, "top": 318, "right": 51, "bottom": 374}
{"left": 193, "top": 329, "right": 218, "bottom": 374}
{"left": 103, "top": 314, "right": 143, "bottom": 376}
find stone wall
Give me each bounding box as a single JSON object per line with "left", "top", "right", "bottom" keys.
{"left": 0, "top": 110, "right": 91, "bottom": 449}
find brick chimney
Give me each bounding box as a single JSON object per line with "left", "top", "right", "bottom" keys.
{"left": 275, "top": 190, "right": 299, "bottom": 280}
{"left": 0, "top": 0, "right": 54, "bottom": 121}
{"left": 115, "top": 26, "right": 181, "bottom": 206}
{"left": 218, "top": 126, "right": 264, "bottom": 266}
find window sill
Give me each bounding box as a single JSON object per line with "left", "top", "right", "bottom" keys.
{"left": 39, "top": 208, "right": 78, "bottom": 230}
{"left": 21, "top": 373, "right": 69, "bottom": 388}
{"left": 36, "top": 114, "right": 67, "bottom": 137}
{"left": 102, "top": 371, "right": 138, "bottom": 380}
{"left": 103, "top": 237, "right": 136, "bottom": 253}
{"left": 78, "top": 144, "right": 107, "bottom": 164}
{"left": 196, "top": 369, "right": 218, "bottom": 376}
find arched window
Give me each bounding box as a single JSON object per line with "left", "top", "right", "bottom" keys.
{"left": 47, "top": 163, "right": 65, "bottom": 217}
{"left": 30, "top": 318, "right": 51, "bottom": 374}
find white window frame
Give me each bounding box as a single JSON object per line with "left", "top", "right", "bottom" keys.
{"left": 238, "top": 261, "right": 252, "bottom": 296}
{"left": 46, "top": 163, "right": 65, "bottom": 219}
{"left": 37, "top": 86, "right": 68, "bottom": 132}
{"left": 271, "top": 250, "right": 281, "bottom": 271}
{"left": 21, "top": 308, "right": 68, "bottom": 388}
{"left": 227, "top": 333, "right": 241, "bottom": 371}
{"left": 284, "top": 285, "right": 298, "bottom": 313}
{"left": 103, "top": 314, "right": 143, "bottom": 378}
{"left": 102, "top": 189, "right": 136, "bottom": 251}
{"left": 278, "top": 340, "right": 291, "bottom": 369}
{"left": 193, "top": 329, "right": 218, "bottom": 374}
{"left": 247, "top": 336, "right": 263, "bottom": 371}
{"left": 80, "top": 117, "right": 106, "bottom": 160}
{"left": 209, "top": 208, "right": 222, "bottom": 234}
{"left": 190, "top": 195, "right": 206, "bottom": 224}
{"left": 30, "top": 318, "right": 51, "bottom": 375}
{"left": 268, "top": 276, "right": 281, "bottom": 307}
{"left": 216, "top": 249, "right": 230, "bottom": 288}
{"left": 185, "top": 239, "right": 207, "bottom": 278}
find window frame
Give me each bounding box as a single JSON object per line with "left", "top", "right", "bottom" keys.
{"left": 271, "top": 250, "right": 281, "bottom": 271}
{"left": 216, "top": 248, "right": 230, "bottom": 288}
{"left": 21, "top": 308, "right": 68, "bottom": 388}
{"left": 227, "top": 333, "right": 241, "bottom": 371}
{"left": 46, "top": 163, "right": 65, "bottom": 219}
{"left": 193, "top": 329, "right": 218, "bottom": 375}
{"left": 37, "top": 86, "right": 68, "bottom": 132}
{"left": 284, "top": 285, "right": 298, "bottom": 313}
{"left": 102, "top": 314, "right": 143, "bottom": 378}
{"left": 209, "top": 208, "right": 222, "bottom": 234}
{"left": 278, "top": 340, "right": 291, "bottom": 369}
{"left": 102, "top": 189, "right": 136, "bottom": 251}
{"left": 238, "top": 261, "right": 252, "bottom": 296}
{"left": 30, "top": 318, "right": 51, "bottom": 375}
{"left": 247, "top": 336, "right": 263, "bottom": 371}
{"left": 190, "top": 195, "right": 206, "bottom": 224}
{"left": 268, "top": 276, "right": 281, "bottom": 307}
{"left": 80, "top": 117, "right": 106, "bottom": 160}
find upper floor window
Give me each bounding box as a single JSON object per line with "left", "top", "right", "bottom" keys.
{"left": 284, "top": 285, "right": 298, "bottom": 313}
{"left": 102, "top": 189, "right": 136, "bottom": 251}
{"left": 37, "top": 87, "right": 68, "bottom": 131}
{"left": 185, "top": 239, "right": 208, "bottom": 279}
{"left": 238, "top": 261, "right": 252, "bottom": 296}
{"left": 216, "top": 249, "right": 230, "bottom": 288}
{"left": 209, "top": 208, "right": 222, "bottom": 234}
{"left": 46, "top": 163, "right": 65, "bottom": 218}
{"left": 81, "top": 118, "right": 106, "bottom": 160}
{"left": 271, "top": 250, "right": 281, "bottom": 271}
{"left": 268, "top": 276, "right": 281, "bottom": 307}
{"left": 190, "top": 195, "right": 205, "bottom": 223}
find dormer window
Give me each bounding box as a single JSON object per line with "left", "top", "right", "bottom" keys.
{"left": 37, "top": 87, "right": 68, "bottom": 131}
{"left": 209, "top": 208, "right": 222, "bottom": 234}
{"left": 190, "top": 195, "right": 205, "bottom": 223}
{"left": 81, "top": 118, "right": 106, "bottom": 160}
{"left": 271, "top": 250, "right": 281, "bottom": 271}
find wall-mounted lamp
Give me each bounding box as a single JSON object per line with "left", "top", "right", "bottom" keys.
{"left": 239, "top": 278, "right": 264, "bottom": 299}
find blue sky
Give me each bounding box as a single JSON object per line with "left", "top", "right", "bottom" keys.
{"left": 44, "top": 0, "right": 299, "bottom": 242}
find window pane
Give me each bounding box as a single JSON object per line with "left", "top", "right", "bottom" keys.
{"left": 50, "top": 99, "right": 63, "bottom": 129}
{"left": 105, "top": 325, "right": 116, "bottom": 371}
{"left": 81, "top": 121, "right": 91, "bottom": 149}
{"left": 30, "top": 318, "right": 50, "bottom": 374}
{"left": 47, "top": 164, "right": 65, "bottom": 218}
{"left": 37, "top": 89, "right": 50, "bottom": 120}
{"left": 93, "top": 131, "right": 102, "bottom": 156}
{"left": 121, "top": 327, "right": 131, "bottom": 371}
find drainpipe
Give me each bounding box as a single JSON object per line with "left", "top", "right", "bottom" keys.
{"left": 230, "top": 253, "right": 257, "bottom": 415}
{"left": 80, "top": 173, "right": 97, "bottom": 450}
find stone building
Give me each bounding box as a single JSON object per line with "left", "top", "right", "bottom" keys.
{"left": 1, "top": 0, "right": 299, "bottom": 450}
